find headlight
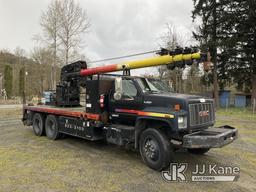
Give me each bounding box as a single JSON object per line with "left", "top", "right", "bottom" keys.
{"left": 178, "top": 116, "right": 187, "bottom": 129}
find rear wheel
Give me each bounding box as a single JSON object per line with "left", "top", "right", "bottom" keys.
{"left": 187, "top": 148, "right": 210, "bottom": 155}
{"left": 32, "top": 113, "right": 44, "bottom": 136}
{"left": 45, "top": 115, "right": 62, "bottom": 140}
{"left": 139, "top": 128, "right": 173, "bottom": 171}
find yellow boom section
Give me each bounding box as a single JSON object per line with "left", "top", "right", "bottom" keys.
{"left": 80, "top": 52, "right": 202, "bottom": 76}
{"left": 117, "top": 52, "right": 201, "bottom": 70}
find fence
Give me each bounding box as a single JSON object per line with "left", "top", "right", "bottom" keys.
{"left": 220, "top": 97, "right": 256, "bottom": 115}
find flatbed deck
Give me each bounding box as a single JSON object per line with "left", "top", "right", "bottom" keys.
{"left": 24, "top": 105, "right": 100, "bottom": 120}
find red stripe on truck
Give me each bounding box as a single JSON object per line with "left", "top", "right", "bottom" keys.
{"left": 24, "top": 106, "right": 100, "bottom": 121}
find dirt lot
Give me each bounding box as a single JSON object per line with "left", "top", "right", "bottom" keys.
{"left": 0, "top": 106, "right": 255, "bottom": 192}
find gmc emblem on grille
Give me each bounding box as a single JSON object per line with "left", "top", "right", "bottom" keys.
{"left": 199, "top": 110, "right": 209, "bottom": 117}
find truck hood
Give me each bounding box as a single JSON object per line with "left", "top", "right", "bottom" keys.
{"left": 143, "top": 92, "right": 209, "bottom": 112}
{"left": 152, "top": 92, "right": 202, "bottom": 100}
{"left": 142, "top": 92, "right": 215, "bottom": 130}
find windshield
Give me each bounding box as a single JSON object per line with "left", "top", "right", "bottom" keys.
{"left": 137, "top": 78, "right": 173, "bottom": 93}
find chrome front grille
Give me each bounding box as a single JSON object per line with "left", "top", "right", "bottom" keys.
{"left": 189, "top": 103, "right": 215, "bottom": 127}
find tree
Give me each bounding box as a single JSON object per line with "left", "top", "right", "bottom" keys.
{"left": 192, "top": 0, "right": 225, "bottom": 106}
{"left": 243, "top": 0, "right": 256, "bottom": 103}
{"left": 198, "top": 0, "right": 256, "bottom": 103}
{"left": 19, "top": 67, "right": 25, "bottom": 96}
{"left": 31, "top": 47, "right": 54, "bottom": 93}
{"left": 0, "top": 73, "right": 3, "bottom": 92}
{"left": 193, "top": 0, "right": 256, "bottom": 105}
{"left": 158, "top": 23, "right": 199, "bottom": 93}
{"left": 187, "top": 63, "right": 201, "bottom": 93}
{"left": 158, "top": 23, "right": 183, "bottom": 92}
{"left": 14, "top": 47, "right": 26, "bottom": 96}
{"left": 38, "top": 0, "right": 90, "bottom": 88}
{"left": 227, "top": 0, "right": 256, "bottom": 103}
{"left": 40, "top": 0, "right": 61, "bottom": 89}
{"left": 3, "top": 65, "right": 13, "bottom": 98}
{"left": 58, "top": 0, "right": 90, "bottom": 65}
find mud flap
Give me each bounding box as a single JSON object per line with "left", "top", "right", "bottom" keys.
{"left": 183, "top": 125, "right": 238, "bottom": 149}
{"left": 22, "top": 108, "right": 33, "bottom": 126}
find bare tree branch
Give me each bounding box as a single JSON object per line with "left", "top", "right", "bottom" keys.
{"left": 58, "top": 0, "right": 90, "bottom": 64}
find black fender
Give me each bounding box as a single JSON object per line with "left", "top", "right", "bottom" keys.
{"left": 134, "top": 116, "right": 174, "bottom": 149}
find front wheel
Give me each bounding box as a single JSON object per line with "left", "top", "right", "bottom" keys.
{"left": 139, "top": 128, "right": 173, "bottom": 171}
{"left": 187, "top": 148, "right": 210, "bottom": 155}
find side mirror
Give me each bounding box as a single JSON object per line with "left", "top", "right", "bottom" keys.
{"left": 114, "top": 77, "right": 123, "bottom": 100}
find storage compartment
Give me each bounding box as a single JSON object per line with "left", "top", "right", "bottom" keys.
{"left": 86, "top": 79, "right": 113, "bottom": 114}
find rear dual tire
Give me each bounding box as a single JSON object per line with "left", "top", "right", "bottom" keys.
{"left": 32, "top": 113, "right": 45, "bottom": 136}
{"left": 45, "top": 115, "right": 63, "bottom": 140}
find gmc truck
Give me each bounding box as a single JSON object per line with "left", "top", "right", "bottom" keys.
{"left": 22, "top": 49, "right": 237, "bottom": 170}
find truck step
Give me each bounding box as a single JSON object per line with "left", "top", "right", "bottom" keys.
{"left": 103, "top": 124, "right": 135, "bottom": 146}
{"left": 105, "top": 124, "right": 135, "bottom": 131}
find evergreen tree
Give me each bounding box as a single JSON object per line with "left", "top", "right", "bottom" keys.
{"left": 232, "top": 0, "right": 256, "bottom": 101}
{"left": 3, "top": 65, "right": 13, "bottom": 98}
{"left": 192, "top": 0, "right": 226, "bottom": 106}
{"left": 19, "top": 67, "right": 25, "bottom": 96}
{"left": 193, "top": 0, "right": 256, "bottom": 104}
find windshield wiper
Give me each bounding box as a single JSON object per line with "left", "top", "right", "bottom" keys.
{"left": 145, "top": 90, "right": 160, "bottom": 94}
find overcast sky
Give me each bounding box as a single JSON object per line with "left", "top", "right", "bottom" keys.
{"left": 0, "top": 0, "right": 195, "bottom": 74}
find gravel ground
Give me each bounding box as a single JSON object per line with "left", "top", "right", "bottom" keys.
{"left": 0, "top": 108, "right": 255, "bottom": 192}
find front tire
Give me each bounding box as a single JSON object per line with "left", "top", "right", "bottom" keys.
{"left": 45, "top": 115, "right": 62, "bottom": 140}
{"left": 187, "top": 148, "right": 210, "bottom": 155}
{"left": 32, "top": 113, "right": 45, "bottom": 136}
{"left": 139, "top": 128, "right": 173, "bottom": 171}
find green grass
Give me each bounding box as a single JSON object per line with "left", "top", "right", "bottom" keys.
{"left": 0, "top": 108, "right": 22, "bottom": 119}
{"left": 216, "top": 107, "right": 256, "bottom": 120}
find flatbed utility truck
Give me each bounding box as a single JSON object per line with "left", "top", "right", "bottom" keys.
{"left": 22, "top": 48, "right": 237, "bottom": 170}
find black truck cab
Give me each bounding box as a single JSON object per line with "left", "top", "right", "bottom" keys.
{"left": 90, "top": 75, "right": 215, "bottom": 134}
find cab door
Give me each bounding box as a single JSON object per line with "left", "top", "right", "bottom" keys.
{"left": 109, "top": 78, "right": 143, "bottom": 125}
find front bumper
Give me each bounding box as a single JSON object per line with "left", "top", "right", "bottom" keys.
{"left": 183, "top": 125, "right": 238, "bottom": 149}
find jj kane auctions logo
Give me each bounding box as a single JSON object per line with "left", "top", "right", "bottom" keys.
{"left": 162, "top": 163, "right": 240, "bottom": 182}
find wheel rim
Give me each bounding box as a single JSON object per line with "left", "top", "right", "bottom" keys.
{"left": 143, "top": 138, "right": 160, "bottom": 161}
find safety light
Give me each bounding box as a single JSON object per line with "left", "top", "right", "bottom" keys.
{"left": 178, "top": 116, "right": 184, "bottom": 123}
{"left": 100, "top": 94, "right": 105, "bottom": 108}
{"left": 178, "top": 116, "right": 187, "bottom": 129}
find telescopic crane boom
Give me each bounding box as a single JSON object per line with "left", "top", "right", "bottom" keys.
{"left": 80, "top": 51, "right": 204, "bottom": 76}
